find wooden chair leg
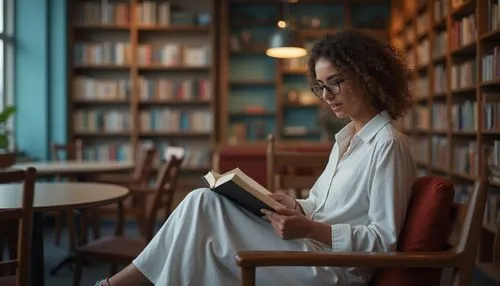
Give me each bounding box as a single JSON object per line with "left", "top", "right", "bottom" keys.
{"left": 54, "top": 212, "right": 62, "bottom": 246}
{"left": 79, "top": 210, "right": 89, "bottom": 245}
{"left": 92, "top": 210, "right": 101, "bottom": 240}
{"left": 241, "top": 267, "right": 256, "bottom": 286}
{"left": 72, "top": 254, "right": 82, "bottom": 286}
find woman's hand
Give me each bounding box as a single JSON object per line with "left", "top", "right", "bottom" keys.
{"left": 261, "top": 208, "right": 313, "bottom": 240}
{"left": 268, "top": 192, "right": 303, "bottom": 214}
{"left": 261, "top": 208, "right": 332, "bottom": 246}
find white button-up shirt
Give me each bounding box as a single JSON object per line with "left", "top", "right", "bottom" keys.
{"left": 298, "top": 110, "right": 416, "bottom": 259}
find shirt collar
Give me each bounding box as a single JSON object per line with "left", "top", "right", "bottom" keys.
{"left": 334, "top": 110, "right": 392, "bottom": 144}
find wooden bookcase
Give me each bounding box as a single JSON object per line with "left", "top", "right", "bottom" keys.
{"left": 67, "top": 0, "right": 219, "bottom": 187}
{"left": 390, "top": 0, "right": 500, "bottom": 282}
{"left": 218, "top": 0, "right": 391, "bottom": 147}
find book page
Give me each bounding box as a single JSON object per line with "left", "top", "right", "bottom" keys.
{"left": 202, "top": 171, "right": 216, "bottom": 188}
{"left": 231, "top": 168, "right": 272, "bottom": 195}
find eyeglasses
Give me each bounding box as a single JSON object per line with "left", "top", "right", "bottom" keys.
{"left": 310, "top": 78, "right": 346, "bottom": 98}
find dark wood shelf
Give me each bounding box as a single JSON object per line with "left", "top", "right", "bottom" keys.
{"left": 432, "top": 17, "right": 447, "bottom": 30}
{"left": 283, "top": 102, "right": 319, "bottom": 108}
{"left": 138, "top": 25, "right": 210, "bottom": 33}
{"left": 139, "top": 132, "right": 211, "bottom": 137}
{"left": 74, "top": 24, "right": 130, "bottom": 30}
{"left": 138, "top": 65, "right": 210, "bottom": 71}
{"left": 481, "top": 78, "right": 500, "bottom": 87}
{"left": 282, "top": 69, "right": 308, "bottom": 75}
{"left": 73, "top": 132, "right": 131, "bottom": 137}
{"left": 451, "top": 85, "right": 476, "bottom": 95}
{"left": 73, "top": 64, "right": 130, "bottom": 70}
{"left": 451, "top": 41, "right": 477, "bottom": 57}
{"left": 451, "top": 131, "right": 477, "bottom": 136}
{"left": 73, "top": 99, "right": 130, "bottom": 104}
{"left": 450, "top": 0, "right": 476, "bottom": 18}
{"left": 138, "top": 100, "right": 211, "bottom": 106}
{"left": 228, "top": 111, "right": 275, "bottom": 116}
{"left": 229, "top": 80, "right": 275, "bottom": 86}
{"left": 481, "top": 28, "right": 500, "bottom": 41}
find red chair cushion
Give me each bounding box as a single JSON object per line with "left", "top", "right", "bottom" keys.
{"left": 372, "top": 176, "right": 455, "bottom": 286}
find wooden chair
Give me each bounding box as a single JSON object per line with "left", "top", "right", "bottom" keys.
{"left": 50, "top": 140, "right": 84, "bottom": 246}
{"left": 266, "top": 134, "right": 329, "bottom": 198}
{"left": 72, "top": 153, "right": 183, "bottom": 286}
{"left": 87, "top": 146, "right": 156, "bottom": 241}
{"left": 235, "top": 171, "right": 488, "bottom": 286}
{"left": 0, "top": 167, "right": 37, "bottom": 286}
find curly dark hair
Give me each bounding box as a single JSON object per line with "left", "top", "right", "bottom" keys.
{"left": 307, "top": 29, "right": 413, "bottom": 120}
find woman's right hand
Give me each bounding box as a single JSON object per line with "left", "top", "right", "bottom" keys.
{"left": 269, "top": 192, "right": 304, "bottom": 214}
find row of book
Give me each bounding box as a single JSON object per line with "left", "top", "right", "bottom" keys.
{"left": 488, "top": 0, "right": 500, "bottom": 32}
{"left": 451, "top": 59, "right": 476, "bottom": 90}
{"left": 484, "top": 92, "right": 500, "bottom": 131}
{"left": 139, "top": 109, "right": 213, "bottom": 133}
{"left": 82, "top": 143, "right": 133, "bottom": 162}
{"left": 137, "top": 43, "right": 210, "bottom": 67}
{"left": 416, "top": 38, "right": 430, "bottom": 67}
{"left": 414, "top": 105, "right": 430, "bottom": 130}
{"left": 410, "top": 136, "right": 429, "bottom": 161}
{"left": 74, "top": 110, "right": 131, "bottom": 133}
{"left": 433, "top": 30, "right": 447, "bottom": 60}
{"left": 431, "top": 103, "right": 447, "bottom": 131}
{"left": 75, "top": 1, "right": 130, "bottom": 26}
{"left": 73, "top": 77, "right": 131, "bottom": 101}
{"left": 450, "top": 14, "right": 477, "bottom": 51}
{"left": 455, "top": 184, "right": 500, "bottom": 229}
{"left": 452, "top": 141, "right": 478, "bottom": 176}
{"left": 141, "top": 140, "right": 212, "bottom": 170}
{"left": 138, "top": 77, "right": 211, "bottom": 101}
{"left": 430, "top": 136, "right": 449, "bottom": 169}
{"left": 434, "top": 64, "right": 447, "bottom": 94}
{"left": 487, "top": 140, "right": 500, "bottom": 179}
{"left": 74, "top": 42, "right": 131, "bottom": 66}
{"left": 416, "top": 10, "right": 429, "bottom": 37}
{"left": 482, "top": 47, "right": 500, "bottom": 82}
{"left": 451, "top": 100, "right": 477, "bottom": 131}
{"left": 137, "top": 1, "right": 211, "bottom": 27}
{"left": 434, "top": 0, "right": 448, "bottom": 24}
{"left": 414, "top": 76, "right": 429, "bottom": 99}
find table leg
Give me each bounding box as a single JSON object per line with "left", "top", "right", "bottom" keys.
{"left": 31, "top": 212, "right": 44, "bottom": 286}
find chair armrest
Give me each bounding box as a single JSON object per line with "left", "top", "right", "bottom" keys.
{"left": 235, "top": 250, "right": 458, "bottom": 269}
{"left": 92, "top": 173, "right": 137, "bottom": 185}
{"left": 129, "top": 186, "right": 156, "bottom": 197}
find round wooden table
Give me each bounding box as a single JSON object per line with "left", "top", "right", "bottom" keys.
{"left": 0, "top": 182, "right": 130, "bottom": 286}
{"left": 12, "top": 160, "right": 134, "bottom": 177}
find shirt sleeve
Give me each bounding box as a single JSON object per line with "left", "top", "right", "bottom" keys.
{"left": 296, "top": 182, "right": 319, "bottom": 217}
{"left": 330, "top": 139, "right": 416, "bottom": 252}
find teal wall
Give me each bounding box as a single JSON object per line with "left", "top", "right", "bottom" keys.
{"left": 15, "top": 0, "right": 67, "bottom": 160}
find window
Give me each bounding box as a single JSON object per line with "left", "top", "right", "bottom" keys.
{"left": 0, "top": 0, "right": 14, "bottom": 147}
{"left": 0, "top": 0, "right": 14, "bottom": 109}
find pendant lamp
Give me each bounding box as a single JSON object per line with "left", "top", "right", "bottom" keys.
{"left": 266, "top": 27, "right": 307, "bottom": 58}
{"left": 266, "top": 1, "right": 307, "bottom": 59}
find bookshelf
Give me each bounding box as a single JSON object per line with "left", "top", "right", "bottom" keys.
{"left": 218, "top": 0, "right": 391, "bottom": 146}
{"left": 68, "top": 0, "right": 219, "bottom": 187}
{"left": 390, "top": 0, "right": 500, "bottom": 282}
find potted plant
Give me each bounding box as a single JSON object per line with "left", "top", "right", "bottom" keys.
{"left": 0, "top": 105, "right": 16, "bottom": 168}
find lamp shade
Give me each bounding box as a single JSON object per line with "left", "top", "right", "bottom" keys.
{"left": 266, "top": 28, "right": 307, "bottom": 59}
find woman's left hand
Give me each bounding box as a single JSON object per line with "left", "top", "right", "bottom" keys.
{"left": 261, "top": 208, "right": 315, "bottom": 240}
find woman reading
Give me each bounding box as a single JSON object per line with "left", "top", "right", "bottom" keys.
{"left": 95, "top": 29, "right": 416, "bottom": 286}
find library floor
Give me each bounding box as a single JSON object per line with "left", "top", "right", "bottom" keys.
{"left": 43, "top": 221, "right": 495, "bottom": 286}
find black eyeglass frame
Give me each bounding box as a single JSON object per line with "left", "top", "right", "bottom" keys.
{"left": 310, "top": 78, "right": 346, "bottom": 98}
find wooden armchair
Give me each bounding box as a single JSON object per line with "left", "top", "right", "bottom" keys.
{"left": 266, "top": 134, "right": 328, "bottom": 198}
{"left": 0, "top": 167, "right": 37, "bottom": 286}
{"left": 50, "top": 140, "right": 84, "bottom": 246}
{"left": 236, "top": 174, "right": 488, "bottom": 286}
{"left": 72, "top": 153, "right": 183, "bottom": 286}
{"left": 87, "top": 146, "right": 156, "bottom": 240}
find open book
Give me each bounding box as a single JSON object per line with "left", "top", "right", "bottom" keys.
{"left": 202, "top": 168, "right": 285, "bottom": 216}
